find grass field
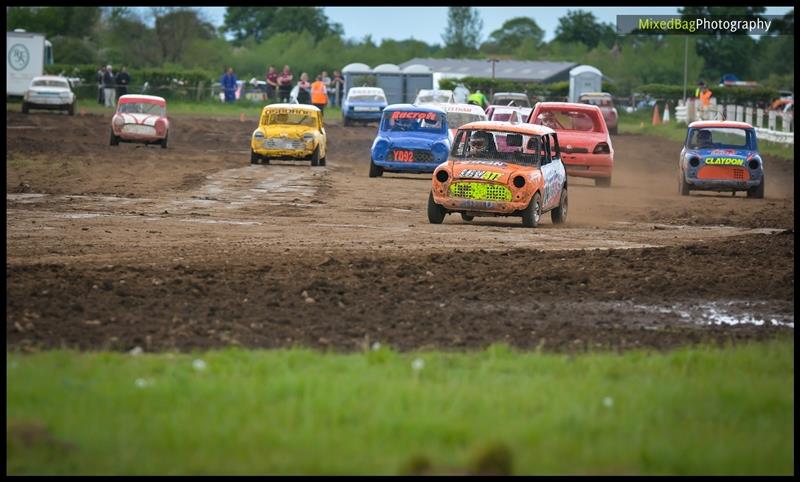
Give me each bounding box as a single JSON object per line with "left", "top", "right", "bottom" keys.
{"left": 6, "top": 99, "right": 344, "bottom": 121}
{"left": 7, "top": 339, "right": 794, "bottom": 475}
{"left": 617, "top": 109, "right": 794, "bottom": 161}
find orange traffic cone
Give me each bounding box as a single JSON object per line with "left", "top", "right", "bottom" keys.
{"left": 652, "top": 103, "right": 662, "bottom": 125}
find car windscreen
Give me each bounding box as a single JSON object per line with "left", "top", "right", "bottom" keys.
{"left": 263, "top": 111, "right": 317, "bottom": 127}
{"left": 382, "top": 111, "right": 444, "bottom": 132}
{"left": 492, "top": 112, "right": 512, "bottom": 122}
{"left": 494, "top": 97, "right": 530, "bottom": 107}
{"left": 687, "top": 128, "right": 754, "bottom": 150}
{"left": 580, "top": 97, "right": 612, "bottom": 107}
{"left": 417, "top": 95, "right": 450, "bottom": 104}
{"left": 118, "top": 102, "right": 165, "bottom": 116}
{"left": 32, "top": 80, "right": 69, "bottom": 88}
{"left": 348, "top": 94, "right": 386, "bottom": 102}
{"left": 532, "top": 109, "right": 602, "bottom": 132}
{"left": 451, "top": 129, "right": 544, "bottom": 166}
{"left": 446, "top": 112, "right": 486, "bottom": 129}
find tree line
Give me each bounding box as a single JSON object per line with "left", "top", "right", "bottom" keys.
{"left": 6, "top": 6, "right": 794, "bottom": 94}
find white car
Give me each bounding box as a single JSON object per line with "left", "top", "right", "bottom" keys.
{"left": 414, "top": 89, "right": 455, "bottom": 105}
{"left": 22, "top": 75, "right": 76, "bottom": 115}
{"left": 434, "top": 102, "right": 488, "bottom": 143}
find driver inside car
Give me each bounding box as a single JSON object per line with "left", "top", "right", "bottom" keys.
{"left": 468, "top": 130, "right": 496, "bottom": 157}
{"left": 695, "top": 129, "right": 713, "bottom": 148}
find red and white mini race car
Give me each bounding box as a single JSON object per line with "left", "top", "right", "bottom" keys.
{"left": 110, "top": 95, "right": 169, "bottom": 148}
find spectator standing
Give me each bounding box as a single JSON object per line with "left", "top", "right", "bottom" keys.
{"left": 296, "top": 72, "right": 311, "bottom": 105}
{"left": 115, "top": 65, "right": 131, "bottom": 98}
{"left": 278, "top": 65, "right": 293, "bottom": 103}
{"left": 221, "top": 67, "right": 237, "bottom": 103}
{"left": 320, "top": 70, "right": 332, "bottom": 105}
{"left": 265, "top": 66, "right": 278, "bottom": 101}
{"left": 311, "top": 74, "right": 329, "bottom": 114}
{"left": 103, "top": 64, "right": 116, "bottom": 107}
{"left": 97, "top": 65, "right": 106, "bottom": 105}
{"left": 331, "top": 70, "right": 344, "bottom": 107}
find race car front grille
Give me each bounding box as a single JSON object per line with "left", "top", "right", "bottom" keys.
{"left": 449, "top": 182, "right": 512, "bottom": 202}
{"left": 263, "top": 138, "right": 305, "bottom": 150}
{"left": 389, "top": 149, "right": 434, "bottom": 164}
{"left": 122, "top": 124, "right": 156, "bottom": 136}
{"left": 733, "top": 168, "right": 744, "bottom": 180}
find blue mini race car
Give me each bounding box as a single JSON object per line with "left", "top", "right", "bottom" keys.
{"left": 679, "top": 121, "right": 764, "bottom": 198}
{"left": 342, "top": 87, "right": 388, "bottom": 127}
{"left": 369, "top": 104, "right": 450, "bottom": 177}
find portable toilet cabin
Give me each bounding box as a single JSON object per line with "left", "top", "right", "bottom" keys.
{"left": 342, "top": 63, "right": 374, "bottom": 101}
{"left": 373, "top": 64, "right": 404, "bottom": 105}
{"left": 402, "top": 64, "right": 434, "bottom": 104}
{"left": 569, "top": 65, "right": 602, "bottom": 103}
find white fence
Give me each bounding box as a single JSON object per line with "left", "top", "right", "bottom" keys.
{"left": 674, "top": 99, "right": 794, "bottom": 144}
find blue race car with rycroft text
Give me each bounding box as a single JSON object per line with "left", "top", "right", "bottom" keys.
{"left": 679, "top": 120, "right": 764, "bottom": 198}
{"left": 369, "top": 104, "right": 450, "bottom": 177}
{"left": 342, "top": 87, "right": 388, "bottom": 127}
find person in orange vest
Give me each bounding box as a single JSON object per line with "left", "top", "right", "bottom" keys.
{"left": 311, "top": 75, "right": 329, "bottom": 115}
{"left": 700, "top": 84, "right": 713, "bottom": 108}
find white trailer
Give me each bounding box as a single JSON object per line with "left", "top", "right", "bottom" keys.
{"left": 7, "top": 30, "right": 54, "bottom": 97}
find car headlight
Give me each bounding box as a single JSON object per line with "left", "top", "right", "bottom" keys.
{"left": 253, "top": 131, "right": 265, "bottom": 139}
{"left": 432, "top": 142, "right": 449, "bottom": 163}
{"left": 373, "top": 139, "right": 389, "bottom": 161}
{"left": 303, "top": 133, "right": 315, "bottom": 142}
{"left": 748, "top": 156, "right": 762, "bottom": 170}
{"left": 59, "top": 92, "right": 71, "bottom": 98}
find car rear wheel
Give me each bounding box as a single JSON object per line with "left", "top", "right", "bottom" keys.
{"left": 427, "top": 191, "right": 446, "bottom": 224}
{"left": 551, "top": 187, "right": 568, "bottom": 224}
{"left": 369, "top": 158, "right": 383, "bottom": 177}
{"left": 679, "top": 172, "right": 691, "bottom": 196}
{"left": 522, "top": 193, "right": 542, "bottom": 228}
{"left": 747, "top": 175, "right": 765, "bottom": 199}
{"left": 160, "top": 134, "right": 168, "bottom": 149}
{"left": 595, "top": 177, "right": 611, "bottom": 188}
{"left": 68, "top": 101, "right": 75, "bottom": 116}
{"left": 460, "top": 213, "right": 474, "bottom": 222}
{"left": 22, "top": 102, "right": 29, "bottom": 114}
{"left": 109, "top": 129, "right": 119, "bottom": 146}
{"left": 311, "top": 146, "right": 321, "bottom": 166}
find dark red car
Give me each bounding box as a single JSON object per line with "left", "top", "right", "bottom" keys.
{"left": 578, "top": 92, "right": 618, "bottom": 135}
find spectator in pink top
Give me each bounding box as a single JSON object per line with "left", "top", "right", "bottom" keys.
{"left": 278, "top": 65, "right": 293, "bottom": 103}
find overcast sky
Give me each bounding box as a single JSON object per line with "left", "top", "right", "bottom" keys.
{"left": 136, "top": 6, "right": 793, "bottom": 45}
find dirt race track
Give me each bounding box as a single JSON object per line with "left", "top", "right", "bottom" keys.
{"left": 6, "top": 110, "right": 795, "bottom": 352}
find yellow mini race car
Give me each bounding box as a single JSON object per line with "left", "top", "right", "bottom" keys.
{"left": 250, "top": 104, "right": 327, "bottom": 166}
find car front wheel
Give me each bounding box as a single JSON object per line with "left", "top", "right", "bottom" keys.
{"left": 427, "top": 191, "right": 446, "bottom": 224}
{"left": 68, "top": 101, "right": 75, "bottom": 116}
{"left": 311, "top": 146, "right": 321, "bottom": 166}
{"left": 109, "top": 129, "right": 119, "bottom": 146}
{"left": 522, "top": 193, "right": 542, "bottom": 228}
{"left": 22, "top": 102, "right": 29, "bottom": 114}
{"left": 551, "top": 187, "right": 568, "bottom": 224}
{"left": 461, "top": 213, "right": 474, "bottom": 222}
{"left": 251, "top": 149, "right": 260, "bottom": 164}
{"left": 369, "top": 158, "right": 383, "bottom": 177}
{"left": 747, "top": 175, "right": 765, "bottom": 199}
{"left": 160, "top": 134, "right": 168, "bottom": 149}
{"left": 595, "top": 177, "right": 611, "bottom": 188}
{"left": 679, "top": 172, "right": 691, "bottom": 196}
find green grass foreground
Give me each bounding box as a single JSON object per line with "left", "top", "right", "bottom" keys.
{"left": 617, "top": 109, "right": 794, "bottom": 161}
{"left": 6, "top": 340, "right": 794, "bottom": 475}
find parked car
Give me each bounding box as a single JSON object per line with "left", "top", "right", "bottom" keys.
{"left": 435, "top": 102, "right": 488, "bottom": 143}
{"left": 428, "top": 121, "right": 567, "bottom": 228}
{"left": 414, "top": 89, "right": 455, "bottom": 105}
{"left": 678, "top": 121, "right": 764, "bottom": 198}
{"left": 527, "top": 102, "right": 614, "bottom": 187}
{"left": 109, "top": 95, "right": 169, "bottom": 148}
{"left": 22, "top": 75, "right": 76, "bottom": 115}
{"left": 490, "top": 92, "right": 531, "bottom": 108}
{"left": 250, "top": 103, "right": 326, "bottom": 166}
{"left": 578, "top": 92, "right": 618, "bottom": 135}
{"left": 369, "top": 104, "right": 450, "bottom": 177}
{"left": 342, "top": 87, "right": 388, "bottom": 126}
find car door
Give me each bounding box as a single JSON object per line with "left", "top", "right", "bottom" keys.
{"left": 539, "top": 133, "right": 567, "bottom": 210}
{"left": 318, "top": 113, "right": 327, "bottom": 157}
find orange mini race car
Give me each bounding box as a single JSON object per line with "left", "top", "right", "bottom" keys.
{"left": 428, "top": 121, "right": 568, "bottom": 228}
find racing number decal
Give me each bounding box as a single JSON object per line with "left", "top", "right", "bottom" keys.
{"left": 460, "top": 169, "right": 501, "bottom": 181}
{"left": 394, "top": 150, "right": 414, "bottom": 162}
